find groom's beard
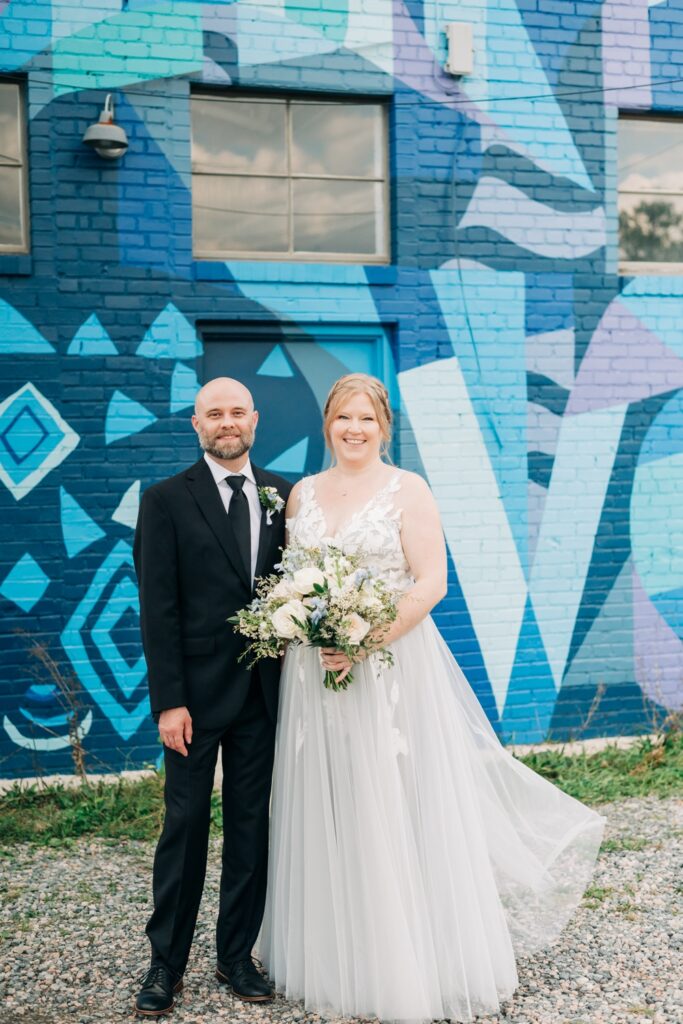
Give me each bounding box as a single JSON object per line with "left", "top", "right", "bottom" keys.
{"left": 198, "top": 427, "right": 254, "bottom": 461}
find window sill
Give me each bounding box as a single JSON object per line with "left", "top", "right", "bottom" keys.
{"left": 0, "top": 253, "right": 32, "bottom": 276}
{"left": 194, "top": 260, "right": 396, "bottom": 286}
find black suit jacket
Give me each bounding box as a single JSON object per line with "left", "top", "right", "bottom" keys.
{"left": 133, "top": 457, "right": 291, "bottom": 729}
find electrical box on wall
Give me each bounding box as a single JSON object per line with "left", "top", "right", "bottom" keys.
{"left": 444, "top": 22, "right": 474, "bottom": 76}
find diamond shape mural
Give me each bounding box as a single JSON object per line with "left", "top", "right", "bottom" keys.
{"left": 0, "top": 383, "right": 80, "bottom": 501}
{"left": 61, "top": 540, "right": 149, "bottom": 740}
{"left": 0, "top": 552, "right": 50, "bottom": 612}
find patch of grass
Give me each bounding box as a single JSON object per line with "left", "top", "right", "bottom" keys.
{"left": 599, "top": 835, "right": 650, "bottom": 853}
{"left": 0, "top": 775, "right": 224, "bottom": 846}
{"left": 582, "top": 884, "right": 614, "bottom": 908}
{"left": 516, "top": 728, "right": 683, "bottom": 805}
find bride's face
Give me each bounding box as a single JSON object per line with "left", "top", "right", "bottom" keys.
{"left": 329, "top": 391, "right": 382, "bottom": 465}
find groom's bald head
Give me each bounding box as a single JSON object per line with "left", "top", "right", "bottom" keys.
{"left": 194, "top": 377, "right": 255, "bottom": 416}
{"left": 192, "top": 377, "right": 258, "bottom": 464}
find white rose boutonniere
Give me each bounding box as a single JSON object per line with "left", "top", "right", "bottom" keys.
{"left": 258, "top": 485, "right": 285, "bottom": 525}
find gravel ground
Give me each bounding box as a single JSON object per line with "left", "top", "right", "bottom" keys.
{"left": 1, "top": 795, "right": 681, "bottom": 1024}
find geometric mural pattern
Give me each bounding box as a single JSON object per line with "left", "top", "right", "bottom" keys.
{"left": 1, "top": 0, "right": 682, "bottom": 775}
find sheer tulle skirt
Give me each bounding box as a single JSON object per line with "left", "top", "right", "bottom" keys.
{"left": 258, "top": 618, "right": 605, "bottom": 1023}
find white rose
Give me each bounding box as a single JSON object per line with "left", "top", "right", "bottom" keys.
{"left": 270, "top": 578, "right": 296, "bottom": 600}
{"left": 360, "top": 593, "right": 382, "bottom": 614}
{"left": 271, "top": 599, "right": 309, "bottom": 640}
{"left": 292, "top": 567, "right": 326, "bottom": 594}
{"left": 344, "top": 612, "right": 371, "bottom": 646}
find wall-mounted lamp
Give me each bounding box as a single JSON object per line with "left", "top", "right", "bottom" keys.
{"left": 444, "top": 23, "right": 474, "bottom": 77}
{"left": 82, "top": 94, "right": 128, "bottom": 159}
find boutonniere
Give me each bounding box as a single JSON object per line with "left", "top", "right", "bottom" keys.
{"left": 258, "top": 485, "right": 285, "bottom": 525}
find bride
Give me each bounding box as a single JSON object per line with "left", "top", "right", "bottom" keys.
{"left": 258, "top": 373, "right": 604, "bottom": 1023}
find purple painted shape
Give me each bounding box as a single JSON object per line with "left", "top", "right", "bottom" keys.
{"left": 632, "top": 567, "right": 683, "bottom": 712}
{"left": 602, "top": 1, "right": 652, "bottom": 109}
{"left": 565, "top": 299, "right": 683, "bottom": 415}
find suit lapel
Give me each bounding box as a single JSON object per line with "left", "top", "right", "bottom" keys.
{"left": 252, "top": 465, "right": 281, "bottom": 583}
{"left": 185, "top": 458, "right": 251, "bottom": 589}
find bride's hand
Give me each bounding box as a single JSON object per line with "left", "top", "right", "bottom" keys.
{"left": 320, "top": 647, "right": 364, "bottom": 685}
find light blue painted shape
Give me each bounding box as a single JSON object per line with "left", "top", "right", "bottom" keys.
{"left": 91, "top": 575, "right": 147, "bottom": 699}
{"left": 430, "top": 263, "right": 528, "bottom": 573}
{"left": 266, "top": 437, "right": 309, "bottom": 474}
{"left": 648, "top": 586, "right": 683, "bottom": 642}
{"left": 67, "top": 314, "right": 118, "bottom": 356}
{"left": 631, "top": 451, "right": 683, "bottom": 599}
{"left": 137, "top": 304, "right": 203, "bottom": 361}
{"left": 398, "top": 357, "right": 527, "bottom": 714}
{"left": 285, "top": 0, "right": 348, "bottom": 42}
{"left": 228, "top": 263, "right": 380, "bottom": 323}
{"left": 256, "top": 345, "right": 295, "bottom": 378}
{"left": 561, "top": 559, "right": 635, "bottom": 690}
{"left": 501, "top": 596, "right": 556, "bottom": 743}
{"left": 60, "top": 487, "right": 106, "bottom": 559}
{"left": 0, "top": 299, "right": 55, "bottom": 354}
{"left": 619, "top": 290, "right": 683, "bottom": 361}
{"left": 20, "top": 708, "right": 71, "bottom": 728}
{"left": 0, "top": 1, "right": 51, "bottom": 72}
{"left": 0, "top": 553, "right": 50, "bottom": 612}
{"left": 457, "top": 177, "right": 605, "bottom": 257}
{"left": 529, "top": 404, "right": 628, "bottom": 690}
{"left": 51, "top": 1, "right": 203, "bottom": 96}
{"left": 61, "top": 541, "right": 150, "bottom": 740}
{"left": 0, "top": 383, "right": 80, "bottom": 501}
{"left": 171, "top": 362, "right": 200, "bottom": 412}
{"left": 105, "top": 391, "right": 157, "bottom": 445}
{"left": 112, "top": 480, "right": 141, "bottom": 530}
{"left": 3, "top": 710, "right": 93, "bottom": 752}
{"left": 26, "top": 685, "right": 56, "bottom": 700}
{"left": 637, "top": 390, "right": 683, "bottom": 466}
{"left": 424, "top": 0, "right": 593, "bottom": 191}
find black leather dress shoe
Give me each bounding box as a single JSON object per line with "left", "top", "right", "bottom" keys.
{"left": 215, "top": 957, "right": 273, "bottom": 1002}
{"left": 134, "top": 964, "right": 183, "bottom": 1017}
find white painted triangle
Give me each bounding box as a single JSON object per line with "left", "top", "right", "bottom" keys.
{"left": 112, "top": 480, "right": 141, "bottom": 530}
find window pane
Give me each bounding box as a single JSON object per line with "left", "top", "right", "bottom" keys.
{"left": 0, "top": 83, "right": 20, "bottom": 166}
{"left": 193, "top": 175, "right": 289, "bottom": 254}
{"left": 291, "top": 104, "right": 384, "bottom": 178}
{"left": 619, "top": 119, "right": 683, "bottom": 196}
{"left": 0, "top": 167, "right": 24, "bottom": 247}
{"left": 293, "top": 179, "right": 383, "bottom": 255}
{"left": 619, "top": 192, "right": 683, "bottom": 263}
{"left": 192, "top": 98, "right": 286, "bottom": 175}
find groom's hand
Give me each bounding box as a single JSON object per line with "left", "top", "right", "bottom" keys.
{"left": 159, "top": 706, "right": 193, "bottom": 757}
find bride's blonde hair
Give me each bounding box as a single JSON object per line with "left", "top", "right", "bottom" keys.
{"left": 322, "top": 373, "right": 393, "bottom": 461}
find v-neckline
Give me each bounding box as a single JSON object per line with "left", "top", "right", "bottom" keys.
{"left": 309, "top": 471, "right": 401, "bottom": 541}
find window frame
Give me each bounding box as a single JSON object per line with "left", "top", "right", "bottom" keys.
{"left": 618, "top": 110, "right": 683, "bottom": 276}
{"left": 191, "top": 91, "right": 390, "bottom": 265}
{"left": 0, "top": 78, "right": 29, "bottom": 255}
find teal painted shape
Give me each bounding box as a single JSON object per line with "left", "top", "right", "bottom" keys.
{"left": 105, "top": 391, "right": 157, "bottom": 445}
{"left": 137, "top": 304, "right": 203, "bottom": 361}
{"left": 0, "top": 553, "right": 50, "bottom": 612}
{"left": 51, "top": 1, "right": 203, "bottom": 96}
{"left": 60, "top": 487, "right": 106, "bottom": 559}
{"left": 228, "top": 263, "right": 380, "bottom": 323}
{"left": 0, "top": 299, "right": 55, "bottom": 354}
{"left": 67, "top": 314, "right": 118, "bottom": 356}
{"left": 171, "top": 362, "right": 200, "bottom": 412}
{"left": 501, "top": 596, "right": 556, "bottom": 743}
{"left": 424, "top": 1, "right": 593, "bottom": 191}
{"left": 631, "top": 451, "right": 683, "bottom": 598}
{"left": 266, "top": 437, "right": 309, "bottom": 474}
{"left": 285, "top": 0, "right": 348, "bottom": 42}
{"left": 648, "top": 586, "right": 683, "bottom": 642}
{"left": 637, "top": 391, "right": 683, "bottom": 466}
{"left": 256, "top": 345, "right": 295, "bottom": 379}
{"left": 431, "top": 265, "right": 528, "bottom": 574}
{"left": 561, "top": 560, "right": 634, "bottom": 689}
{"left": 0, "top": 1, "right": 51, "bottom": 72}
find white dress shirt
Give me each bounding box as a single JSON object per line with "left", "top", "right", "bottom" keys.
{"left": 203, "top": 453, "right": 262, "bottom": 581}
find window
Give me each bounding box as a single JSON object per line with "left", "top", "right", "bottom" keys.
{"left": 618, "top": 115, "right": 683, "bottom": 272}
{"left": 191, "top": 94, "right": 388, "bottom": 263}
{"left": 0, "top": 81, "right": 28, "bottom": 253}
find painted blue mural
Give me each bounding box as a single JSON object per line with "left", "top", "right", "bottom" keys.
{"left": 1, "top": 0, "right": 682, "bottom": 777}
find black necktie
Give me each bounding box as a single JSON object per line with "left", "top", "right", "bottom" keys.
{"left": 226, "top": 475, "right": 251, "bottom": 580}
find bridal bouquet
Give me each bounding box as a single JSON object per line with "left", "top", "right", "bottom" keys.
{"left": 229, "top": 544, "right": 398, "bottom": 691}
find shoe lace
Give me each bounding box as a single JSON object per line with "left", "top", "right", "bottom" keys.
{"left": 138, "top": 964, "right": 172, "bottom": 987}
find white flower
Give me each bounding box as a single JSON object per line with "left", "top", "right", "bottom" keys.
{"left": 344, "top": 612, "right": 371, "bottom": 645}
{"left": 271, "top": 599, "right": 309, "bottom": 640}
{"left": 292, "top": 567, "right": 326, "bottom": 594}
{"left": 359, "top": 592, "right": 382, "bottom": 613}
{"left": 270, "top": 578, "right": 297, "bottom": 600}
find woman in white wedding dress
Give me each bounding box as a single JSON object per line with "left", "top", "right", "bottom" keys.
{"left": 258, "top": 373, "right": 604, "bottom": 1023}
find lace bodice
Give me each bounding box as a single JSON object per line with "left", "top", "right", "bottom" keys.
{"left": 287, "top": 471, "right": 414, "bottom": 593}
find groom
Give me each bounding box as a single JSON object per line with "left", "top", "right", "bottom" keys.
{"left": 133, "top": 377, "right": 291, "bottom": 1017}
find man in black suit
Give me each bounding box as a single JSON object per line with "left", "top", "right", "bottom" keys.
{"left": 132, "top": 377, "right": 291, "bottom": 1017}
